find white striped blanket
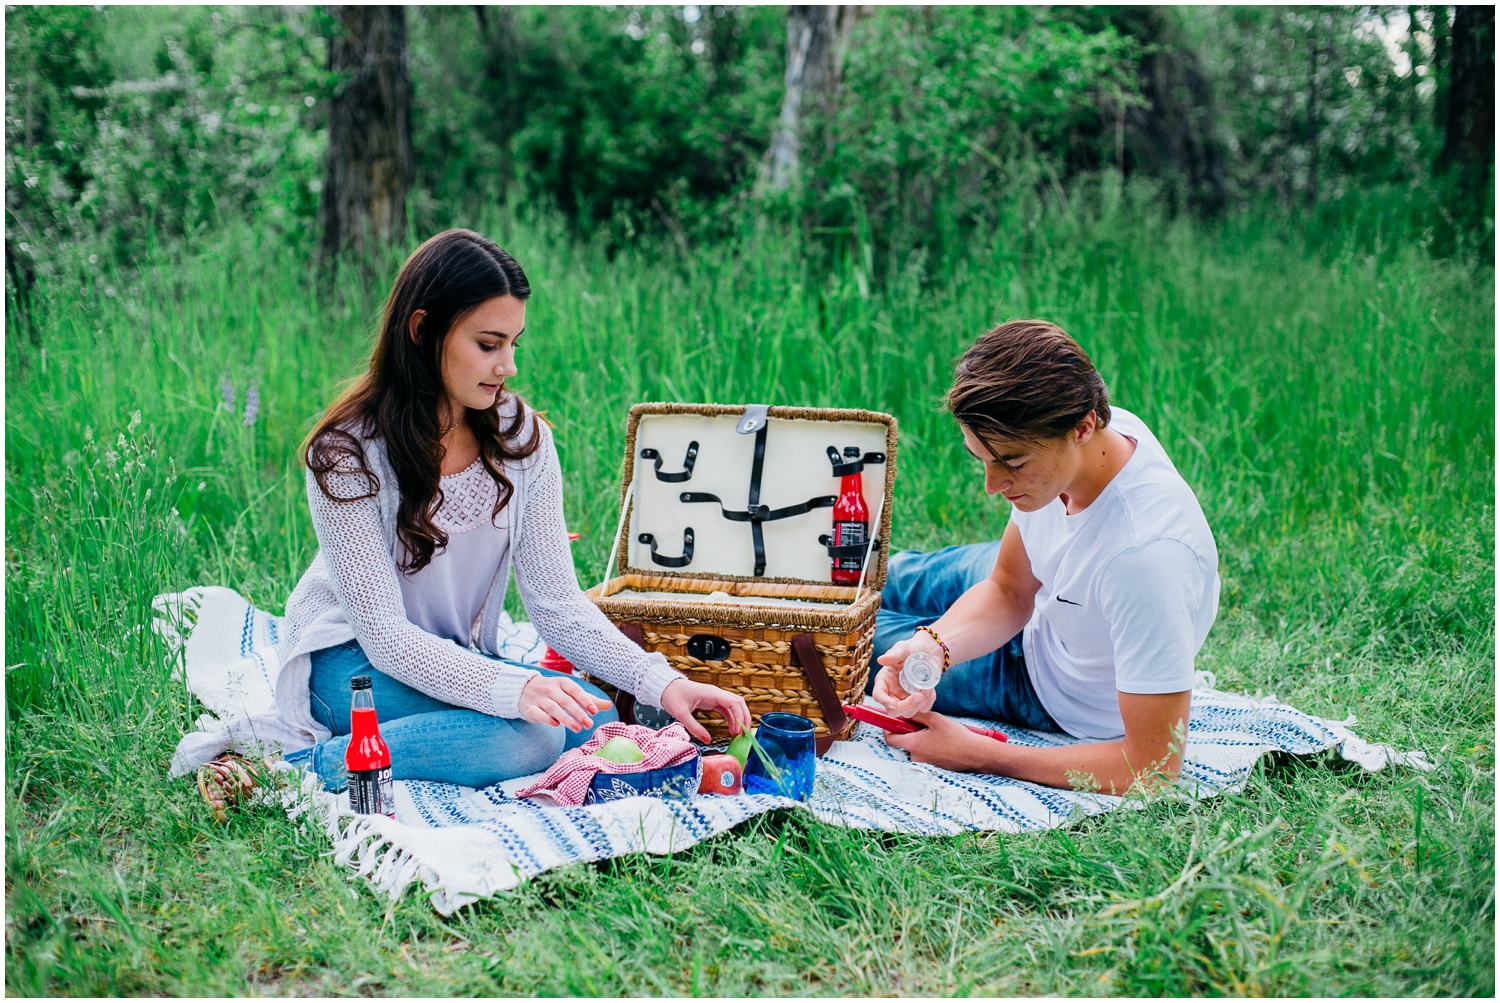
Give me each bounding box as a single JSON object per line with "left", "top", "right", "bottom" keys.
{"left": 156, "top": 587, "right": 1432, "bottom": 915}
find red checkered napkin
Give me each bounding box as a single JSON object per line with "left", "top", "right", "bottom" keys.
{"left": 512, "top": 722, "right": 698, "bottom": 806}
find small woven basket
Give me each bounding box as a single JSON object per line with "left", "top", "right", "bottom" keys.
{"left": 583, "top": 403, "right": 897, "bottom": 751}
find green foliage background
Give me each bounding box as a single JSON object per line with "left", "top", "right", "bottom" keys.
{"left": 6, "top": 5, "right": 1486, "bottom": 274}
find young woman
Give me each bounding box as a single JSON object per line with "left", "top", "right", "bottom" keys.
{"left": 193, "top": 229, "right": 749, "bottom": 814}
{"left": 871, "top": 320, "right": 1220, "bottom": 794}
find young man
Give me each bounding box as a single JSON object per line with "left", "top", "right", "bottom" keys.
{"left": 872, "top": 320, "right": 1220, "bottom": 794}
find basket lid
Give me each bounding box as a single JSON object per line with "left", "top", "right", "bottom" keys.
{"left": 609, "top": 403, "right": 898, "bottom": 591}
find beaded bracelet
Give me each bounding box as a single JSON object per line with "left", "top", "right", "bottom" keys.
{"left": 914, "top": 624, "right": 951, "bottom": 670}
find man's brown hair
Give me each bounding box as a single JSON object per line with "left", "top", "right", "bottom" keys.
{"left": 946, "top": 320, "right": 1111, "bottom": 449}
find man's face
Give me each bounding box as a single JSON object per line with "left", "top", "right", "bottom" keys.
{"left": 960, "top": 419, "right": 1093, "bottom": 512}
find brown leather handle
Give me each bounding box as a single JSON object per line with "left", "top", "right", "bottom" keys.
{"left": 790, "top": 632, "right": 850, "bottom": 754}
{"left": 613, "top": 622, "right": 646, "bottom": 725}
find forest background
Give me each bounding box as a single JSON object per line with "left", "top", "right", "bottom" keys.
{"left": 5, "top": 5, "right": 1496, "bottom": 996}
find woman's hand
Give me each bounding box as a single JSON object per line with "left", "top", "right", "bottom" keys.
{"left": 659, "top": 678, "right": 752, "bottom": 743}
{"left": 519, "top": 674, "right": 609, "bottom": 732}
{"left": 872, "top": 632, "right": 945, "bottom": 717}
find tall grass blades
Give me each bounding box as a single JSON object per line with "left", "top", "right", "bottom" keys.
{"left": 5, "top": 198, "right": 1493, "bottom": 995}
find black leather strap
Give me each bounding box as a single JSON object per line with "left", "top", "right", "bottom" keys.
{"left": 681, "top": 492, "right": 837, "bottom": 523}
{"left": 639, "top": 529, "right": 694, "bottom": 567}
{"left": 827, "top": 446, "right": 888, "bottom": 477}
{"left": 641, "top": 441, "right": 698, "bottom": 483}
{"left": 747, "top": 423, "right": 768, "bottom": 575}
{"left": 819, "top": 533, "right": 880, "bottom": 559}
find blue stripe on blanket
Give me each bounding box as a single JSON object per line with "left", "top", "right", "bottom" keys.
{"left": 353, "top": 684, "right": 1412, "bottom": 895}
{"left": 159, "top": 590, "right": 1427, "bottom": 911}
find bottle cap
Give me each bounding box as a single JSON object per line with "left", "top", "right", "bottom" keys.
{"left": 844, "top": 446, "right": 861, "bottom": 458}
{"left": 351, "top": 675, "right": 373, "bottom": 691}
{"left": 899, "top": 650, "right": 943, "bottom": 692}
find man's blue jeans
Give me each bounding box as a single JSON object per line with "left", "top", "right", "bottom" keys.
{"left": 873, "top": 542, "right": 1060, "bottom": 732}
{"left": 283, "top": 640, "right": 618, "bottom": 791}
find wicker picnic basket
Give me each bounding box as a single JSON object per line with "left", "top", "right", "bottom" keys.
{"left": 583, "top": 403, "right": 898, "bottom": 752}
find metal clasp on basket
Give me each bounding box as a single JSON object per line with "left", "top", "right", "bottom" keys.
{"left": 736, "top": 404, "right": 770, "bottom": 434}
{"left": 685, "top": 634, "right": 732, "bottom": 661}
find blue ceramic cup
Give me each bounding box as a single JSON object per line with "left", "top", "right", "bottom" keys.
{"left": 743, "top": 712, "right": 817, "bottom": 801}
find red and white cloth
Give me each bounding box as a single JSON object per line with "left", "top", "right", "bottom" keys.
{"left": 512, "top": 722, "right": 698, "bottom": 806}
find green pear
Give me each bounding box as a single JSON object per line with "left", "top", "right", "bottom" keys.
{"left": 726, "top": 732, "right": 752, "bottom": 769}
{"left": 595, "top": 736, "right": 645, "bottom": 765}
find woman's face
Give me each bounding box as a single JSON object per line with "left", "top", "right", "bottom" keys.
{"left": 437, "top": 295, "right": 526, "bottom": 417}
{"left": 960, "top": 417, "right": 1094, "bottom": 513}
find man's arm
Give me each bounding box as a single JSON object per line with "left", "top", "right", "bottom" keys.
{"left": 873, "top": 522, "right": 1041, "bottom": 716}
{"left": 886, "top": 690, "right": 1191, "bottom": 794}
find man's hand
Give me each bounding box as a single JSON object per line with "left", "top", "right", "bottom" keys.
{"left": 519, "top": 675, "right": 609, "bottom": 732}
{"left": 884, "top": 711, "right": 992, "bottom": 772}
{"left": 872, "top": 631, "right": 946, "bottom": 717}
{"left": 659, "top": 678, "right": 752, "bottom": 743}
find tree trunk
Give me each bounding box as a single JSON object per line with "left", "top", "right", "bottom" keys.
{"left": 1434, "top": 4, "right": 1495, "bottom": 255}
{"left": 321, "top": 6, "right": 413, "bottom": 261}
{"left": 1306, "top": 23, "right": 1321, "bottom": 210}
{"left": 1439, "top": 5, "right": 1495, "bottom": 189}
{"left": 1106, "top": 7, "right": 1227, "bottom": 216}
{"left": 764, "top": 5, "right": 860, "bottom": 192}
{"left": 474, "top": 5, "right": 520, "bottom": 205}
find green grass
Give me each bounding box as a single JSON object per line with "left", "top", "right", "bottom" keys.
{"left": 6, "top": 195, "right": 1494, "bottom": 995}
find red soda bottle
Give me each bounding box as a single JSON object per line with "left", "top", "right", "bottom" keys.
{"left": 831, "top": 446, "right": 869, "bottom": 584}
{"left": 345, "top": 675, "right": 394, "bottom": 818}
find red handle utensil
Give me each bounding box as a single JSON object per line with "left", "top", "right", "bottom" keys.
{"left": 842, "top": 703, "right": 1007, "bottom": 742}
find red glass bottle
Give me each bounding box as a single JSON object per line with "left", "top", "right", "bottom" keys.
{"left": 346, "top": 675, "right": 394, "bottom": 818}
{"left": 831, "top": 446, "right": 869, "bottom": 584}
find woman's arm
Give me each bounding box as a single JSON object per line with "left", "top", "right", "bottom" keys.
{"left": 511, "top": 423, "right": 751, "bottom": 738}
{"left": 307, "top": 456, "right": 541, "bottom": 719}
{"left": 886, "top": 690, "right": 1191, "bottom": 793}
{"left": 873, "top": 521, "right": 1041, "bottom": 716}
{"left": 509, "top": 424, "right": 685, "bottom": 708}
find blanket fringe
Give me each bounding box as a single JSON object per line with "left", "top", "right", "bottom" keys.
{"left": 252, "top": 683, "right": 1434, "bottom": 911}
{"left": 274, "top": 765, "right": 429, "bottom": 905}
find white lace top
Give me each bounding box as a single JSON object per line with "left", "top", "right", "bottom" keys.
{"left": 171, "top": 400, "right": 683, "bottom": 772}
{"left": 398, "top": 459, "right": 510, "bottom": 645}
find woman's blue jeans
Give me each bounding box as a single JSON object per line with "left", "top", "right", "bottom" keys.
{"left": 873, "top": 542, "right": 1060, "bottom": 732}
{"left": 283, "top": 640, "right": 618, "bottom": 791}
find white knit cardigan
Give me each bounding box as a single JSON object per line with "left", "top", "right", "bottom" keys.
{"left": 170, "top": 400, "right": 681, "bottom": 774}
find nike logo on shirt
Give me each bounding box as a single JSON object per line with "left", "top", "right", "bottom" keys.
{"left": 1055, "top": 595, "right": 1082, "bottom": 606}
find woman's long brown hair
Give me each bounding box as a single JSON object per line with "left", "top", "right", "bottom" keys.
{"left": 303, "top": 229, "right": 542, "bottom": 573}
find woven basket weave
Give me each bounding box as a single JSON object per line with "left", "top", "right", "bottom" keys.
{"left": 584, "top": 403, "right": 897, "bottom": 750}
{"left": 586, "top": 574, "right": 878, "bottom": 745}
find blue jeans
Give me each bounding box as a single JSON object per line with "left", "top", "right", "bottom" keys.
{"left": 872, "top": 542, "right": 1060, "bottom": 732}
{"left": 283, "top": 640, "right": 618, "bottom": 791}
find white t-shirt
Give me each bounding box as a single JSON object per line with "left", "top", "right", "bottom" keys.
{"left": 1011, "top": 408, "right": 1219, "bottom": 740}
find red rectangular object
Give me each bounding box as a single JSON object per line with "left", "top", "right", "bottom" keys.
{"left": 841, "top": 702, "right": 1007, "bottom": 742}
